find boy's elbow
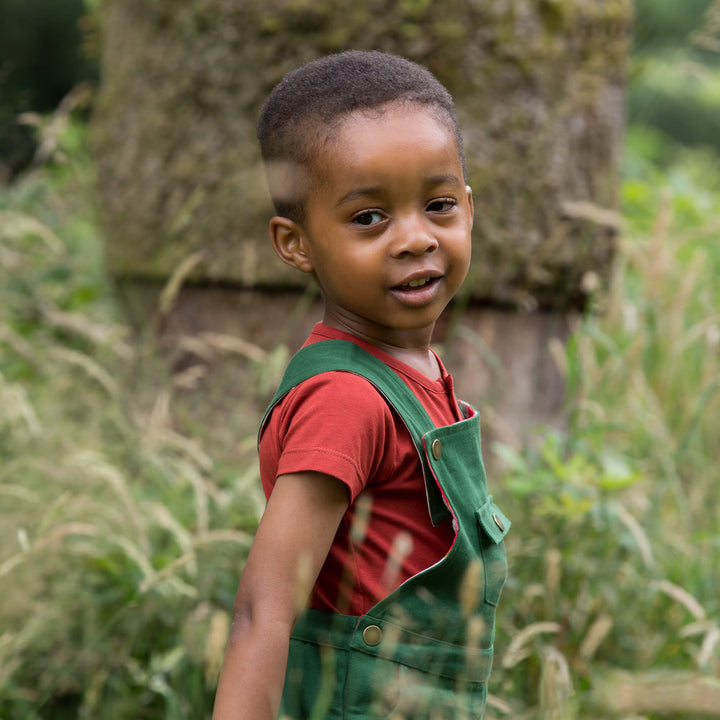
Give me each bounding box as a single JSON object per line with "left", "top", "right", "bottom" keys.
{"left": 229, "top": 602, "right": 253, "bottom": 639}
{"left": 228, "top": 596, "right": 295, "bottom": 646}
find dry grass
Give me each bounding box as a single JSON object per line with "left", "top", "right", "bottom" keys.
{"left": 1, "top": 115, "right": 718, "bottom": 718}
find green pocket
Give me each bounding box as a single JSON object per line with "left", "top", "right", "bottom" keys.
{"left": 344, "top": 656, "right": 488, "bottom": 720}
{"left": 475, "top": 497, "right": 510, "bottom": 607}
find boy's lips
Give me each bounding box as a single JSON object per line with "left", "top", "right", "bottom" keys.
{"left": 390, "top": 271, "right": 443, "bottom": 305}
{"left": 391, "top": 269, "right": 443, "bottom": 290}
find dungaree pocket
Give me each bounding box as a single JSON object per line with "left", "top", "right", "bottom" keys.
{"left": 475, "top": 497, "right": 511, "bottom": 607}
{"left": 343, "top": 644, "right": 490, "bottom": 720}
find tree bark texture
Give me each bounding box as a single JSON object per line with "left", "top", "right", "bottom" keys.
{"left": 93, "top": 0, "right": 630, "bottom": 311}
{"left": 93, "top": 0, "right": 632, "bottom": 445}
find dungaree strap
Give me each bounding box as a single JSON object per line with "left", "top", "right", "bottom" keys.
{"left": 260, "top": 339, "right": 451, "bottom": 526}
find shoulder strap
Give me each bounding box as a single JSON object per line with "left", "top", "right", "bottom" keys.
{"left": 262, "top": 339, "right": 435, "bottom": 443}
{"left": 260, "top": 339, "right": 451, "bottom": 526}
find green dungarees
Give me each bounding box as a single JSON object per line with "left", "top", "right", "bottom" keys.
{"left": 260, "top": 340, "right": 511, "bottom": 720}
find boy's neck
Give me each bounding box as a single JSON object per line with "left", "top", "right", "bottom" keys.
{"left": 322, "top": 313, "right": 442, "bottom": 380}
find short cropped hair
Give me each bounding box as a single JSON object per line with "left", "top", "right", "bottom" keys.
{"left": 257, "top": 50, "right": 465, "bottom": 223}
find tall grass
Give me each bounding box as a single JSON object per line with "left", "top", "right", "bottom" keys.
{"left": 1, "top": 116, "right": 718, "bottom": 718}
{"left": 0, "top": 121, "right": 266, "bottom": 719}
{"left": 490, "top": 128, "right": 720, "bottom": 718}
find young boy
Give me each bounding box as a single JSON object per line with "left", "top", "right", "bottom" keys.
{"left": 213, "top": 50, "right": 510, "bottom": 720}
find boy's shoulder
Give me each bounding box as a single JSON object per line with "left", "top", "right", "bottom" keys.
{"left": 277, "top": 368, "right": 393, "bottom": 423}
{"left": 260, "top": 324, "right": 400, "bottom": 437}
{"left": 260, "top": 369, "right": 399, "bottom": 465}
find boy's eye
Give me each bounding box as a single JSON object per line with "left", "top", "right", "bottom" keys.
{"left": 427, "top": 199, "right": 456, "bottom": 213}
{"left": 352, "top": 210, "right": 384, "bottom": 226}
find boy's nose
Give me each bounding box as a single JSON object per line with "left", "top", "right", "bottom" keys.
{"left": 391, "top": 217, "right": 439, "bottom": 257}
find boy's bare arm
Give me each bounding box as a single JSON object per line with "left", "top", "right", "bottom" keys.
{"left": 212, "top": 470, "right": 350, "bottom": 720}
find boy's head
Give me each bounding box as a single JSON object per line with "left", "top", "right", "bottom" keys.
{"left": 257, "top": 50, "right": 465, "bottom": 224}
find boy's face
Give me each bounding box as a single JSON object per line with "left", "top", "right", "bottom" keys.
{"left": 275, "top": 103, "right": 473, "bottom": 348}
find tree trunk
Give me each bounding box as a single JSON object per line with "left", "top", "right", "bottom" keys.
{"left": 93, "top": 0, "right": 632, "bottom": 445}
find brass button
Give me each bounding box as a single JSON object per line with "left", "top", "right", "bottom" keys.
{"left": 362, "top": 624, "right": 383, "bottom": 647}
{"left": 493, "top": 513, "right": 505, "bottom": 532}
{"left": 431, "top": 439, "right": 442, "bottom": 460}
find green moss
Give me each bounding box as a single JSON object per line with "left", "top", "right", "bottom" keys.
{"left": 539, "top": 0, "right": 574, "bottom": 35}
{"left": 399, "top": 0, "right": 434, "bottom": 21}
{"left": 94, "top": 0, "right": 632, "bottom": 310}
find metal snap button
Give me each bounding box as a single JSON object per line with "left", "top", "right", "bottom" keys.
{"left": 362, "top": 624, "right": 383, "bottom": 647}
{"left": 492, "top": 513, "right": 505, "bottom": 532}
{"left": 431, "top": 439, "right": 442, "bottom": 460}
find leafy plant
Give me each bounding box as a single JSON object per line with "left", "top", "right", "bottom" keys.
{"left": 487, "top": 124, "right": 720, "bottom": 718}
{"left": 2, "top": 11, "right": 720, "bottom": 715}
{"left": 0, "top": 119, "right": 268, "bottom": 719}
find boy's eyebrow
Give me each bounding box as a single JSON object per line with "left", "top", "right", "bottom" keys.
{"left": 334, "top": 174, "right": 463, "bottom": 208}
{"left": 335, "top": 187, "right": 381, "bottom": 208}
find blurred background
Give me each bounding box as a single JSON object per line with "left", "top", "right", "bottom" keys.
{"left": 0, "top": 1, "right": 719, "bottom": 718}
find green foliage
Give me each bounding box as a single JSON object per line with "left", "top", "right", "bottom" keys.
{"left": 629, "top": 0, "right": 720, "bottom": 153}
{"left": 0, "top": 119, "right": 269, "bottom": 719}
{"left": 2, "top": 12, "right": 720, "bottom": 716}
{"left": 629, "top": 52, "right": 720, "bottom": 152}
{"left": 3, "top": 114, "right": 718, "bottom": 719}
{"left": 488, "top": 125, "right": 720, "bottom": 717}
{"left": 633, "top": 0, "right": 714, "bottom": 52}
{"left": 0, "top": 0, "right": 97, "bottom": 179}
{"left": 0, "top": 0, "right": 90, "bottom": 110}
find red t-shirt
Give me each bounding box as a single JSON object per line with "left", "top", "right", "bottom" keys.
{"left": 259, "top": 323, "right": 462, "bottom": 616}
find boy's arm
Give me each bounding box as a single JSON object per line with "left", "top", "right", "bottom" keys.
{"left": 212, "top": 470, "right": 350, "bottom": 720}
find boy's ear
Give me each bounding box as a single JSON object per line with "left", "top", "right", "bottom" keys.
{"left": 269, "top": 217, "right": 314, "bottom": 274}
{"left": 465, "top": 185, "right": 475, "bottom": 229}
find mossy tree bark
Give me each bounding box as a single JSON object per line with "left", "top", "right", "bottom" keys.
{"left": 94, "top": 0, "right": 630, "bottom": 309}
{"left": 92, "top": 0, "right": 632, "bottom": 445}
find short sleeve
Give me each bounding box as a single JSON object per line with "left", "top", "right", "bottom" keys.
{"left": 259, "top": 371, "right": 399, "bottom": 502}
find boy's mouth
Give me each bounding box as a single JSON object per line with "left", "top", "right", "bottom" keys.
{"left": 393, "top": 275, "right": 440, "bottom": 291}
{"left": 390, "top": 274, "right": 444, "bottom": 308}
{"left": 398, "top": 276, "right": 432, "bottom": 289}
